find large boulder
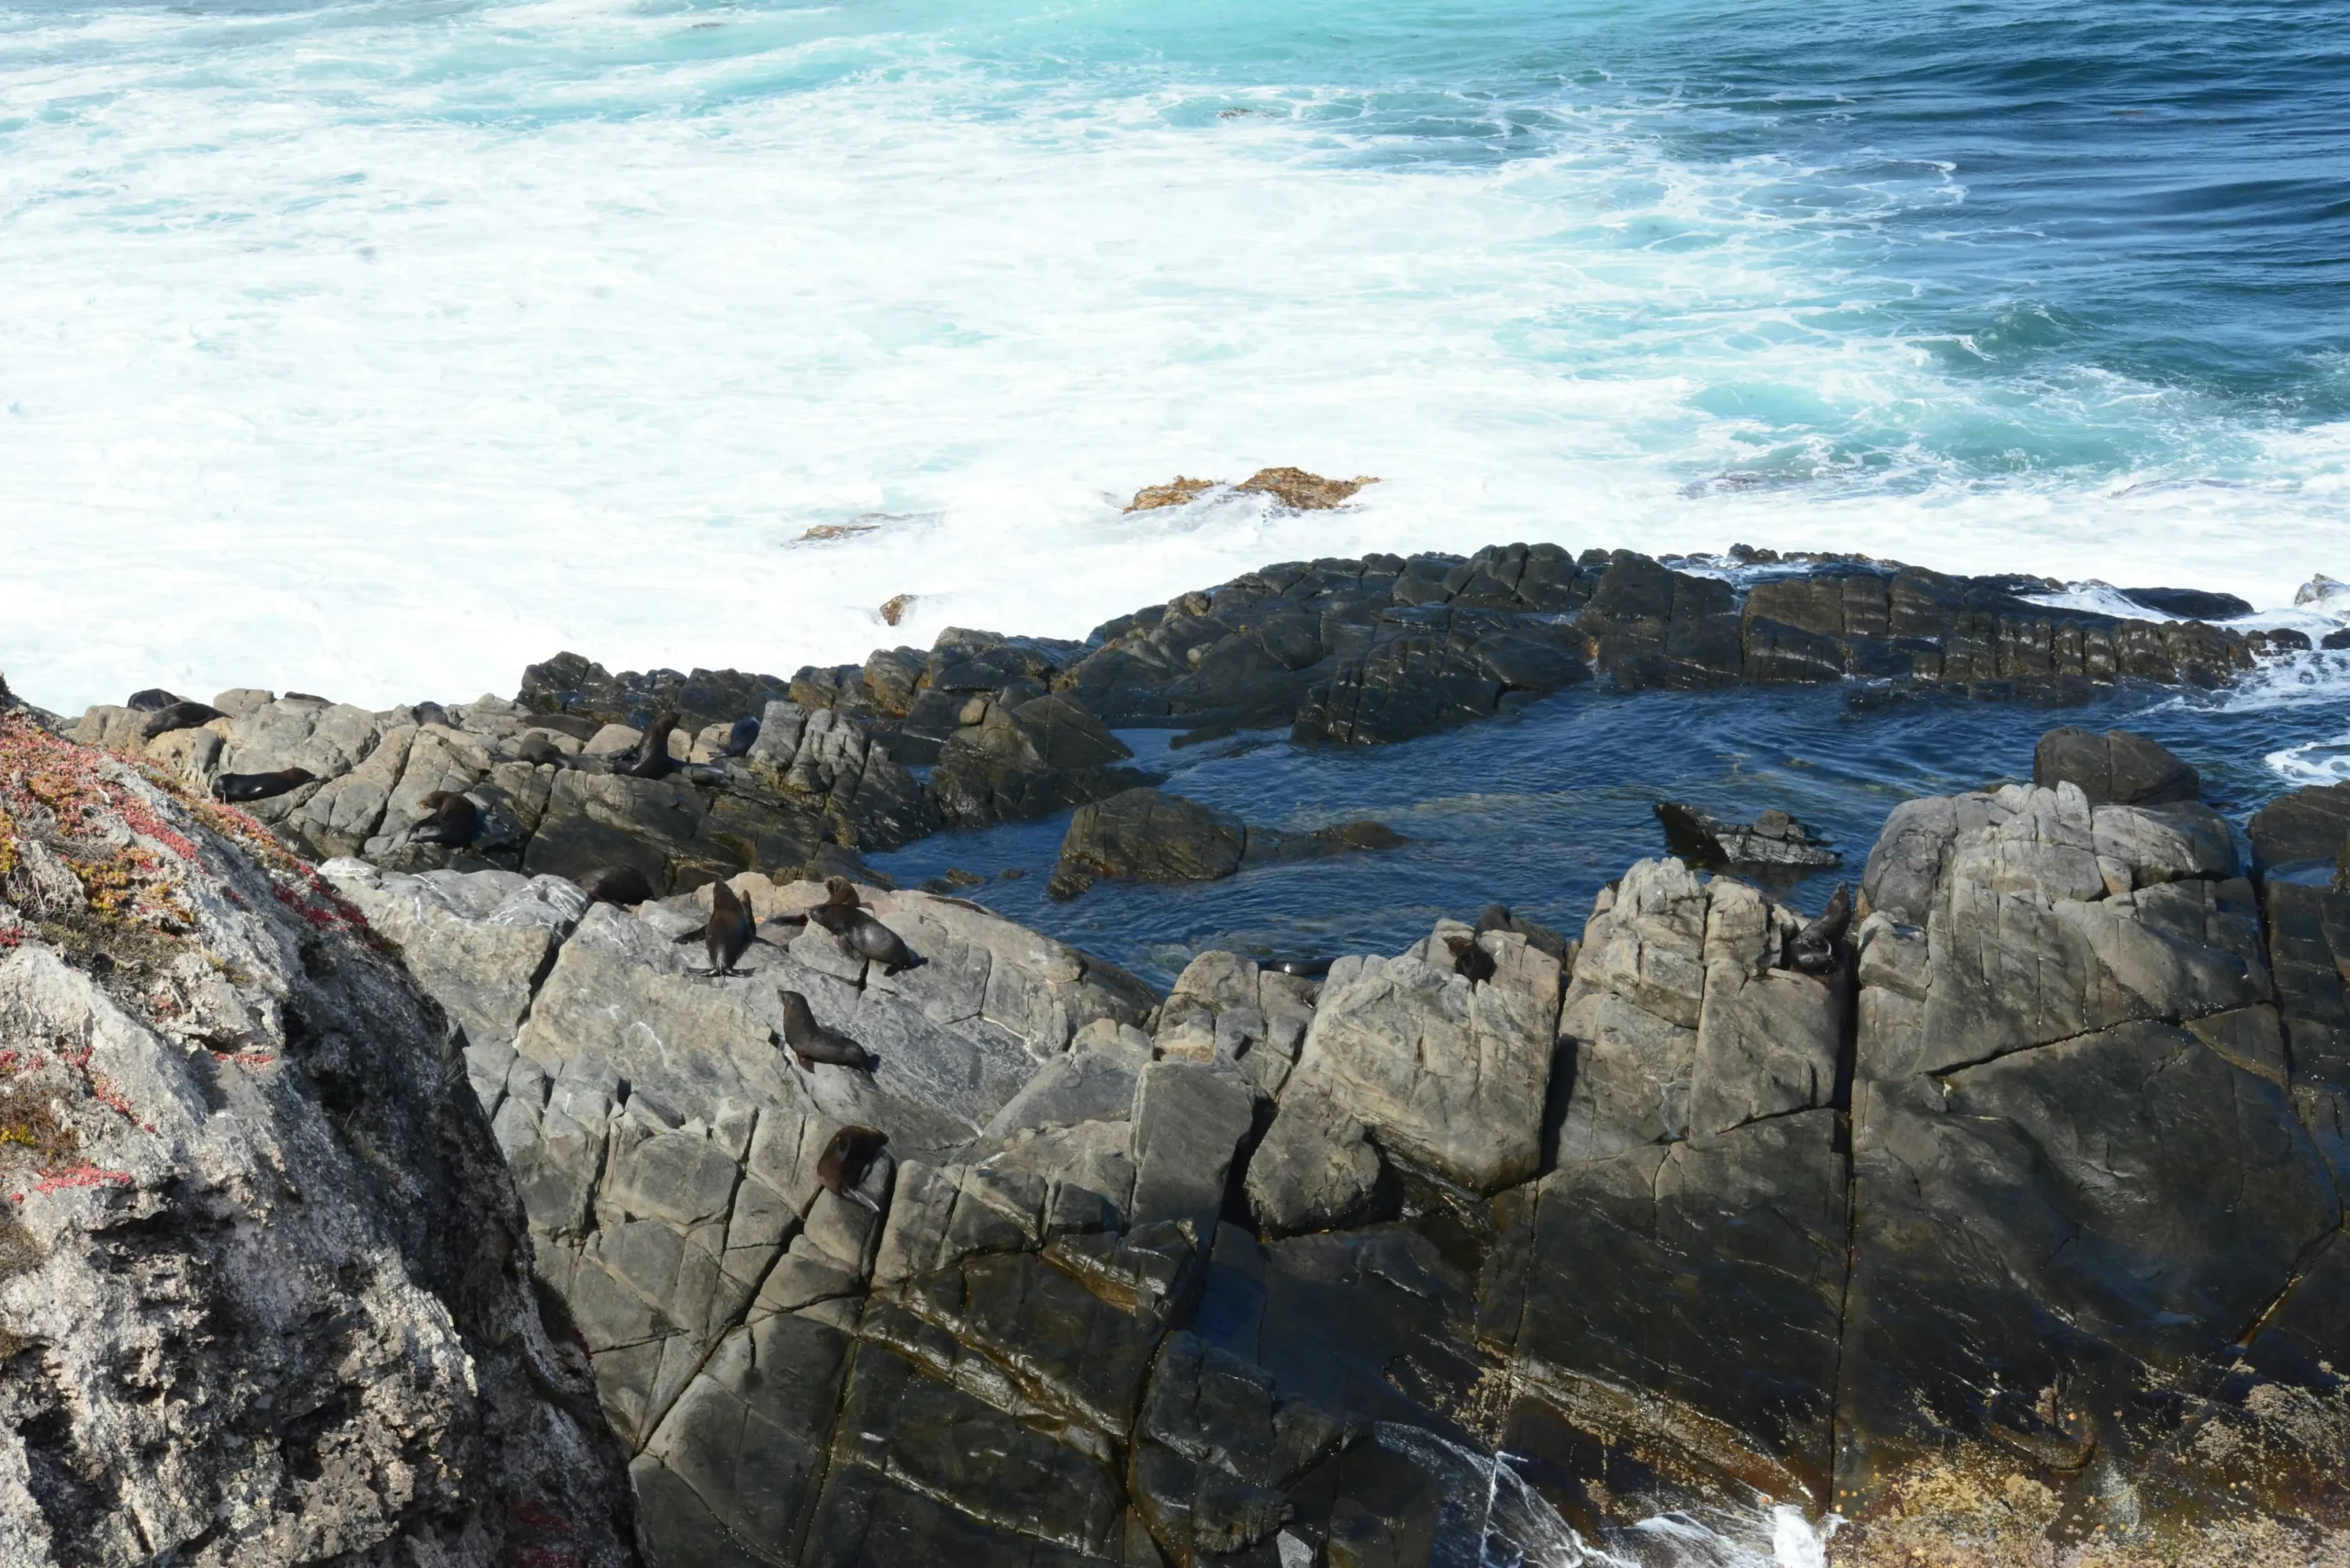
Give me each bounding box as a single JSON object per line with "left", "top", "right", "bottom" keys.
{"left": 1286, "top": 920, "right": 1561, "bottom": 1192}
{"left": 2031, "top": 725, "right": 2200, "bottom": 804}
{"left": 1834, "top": 781, "right": 2342, "bottom": 1547}
{"left": 0, "top": 712, "right": 637, "bottom": 1567}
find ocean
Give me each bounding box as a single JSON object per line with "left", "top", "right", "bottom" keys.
{"left": 2, "top": 0, "right": 2346, "bottom": 714}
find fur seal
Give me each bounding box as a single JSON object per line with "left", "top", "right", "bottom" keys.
{"left": 1267, "top": 957, "right": 1332, "bottom": 979}
{"left": 623, "top": 711, "right": 681, "bottom": 779}
{"left": 1788, "top": 883, "right": 1852, "bottom": 976}
{"left": 779, "top": 991, "right": 873, "bottom": 1070}
{"left": 1444, "top": 932, "right": 1495, "bottom": 985}
{"left": 806, "top": 876, "right": 862, "bottom": 935}
{"left": 211, "top": 767, "right": 315, "bottom": 804}
{"left": 817, "top": 1126, "right": 888, "bottom": 1212}
{"left": 516, "top": 731, "right": 565, "bottom": 767}
{"left": 577, "top": 866, "right": 657, "bottom": 907}
{"left": 410, "top": 791, "right": 481, "bottom": 847}
{"left": 141, "top": 700, "right": 223, "bottom": 741}
{"left": 127, "top": 688, "right": 182, "bottom": 713}
{"left": 721, "top": 716, "right": 761, "bottom": 758}
{"left": 835, "top": 913, "right": 915, "bottom": 975}
{"left": 704, "top": 881, "right": 755, "bottom": 976}
{"left": 411, "top": 701, "right": 452, "bottom": 728}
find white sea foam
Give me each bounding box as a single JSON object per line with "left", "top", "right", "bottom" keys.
{"left": 2, "top": 0, "right": 2345, "bottom": 714}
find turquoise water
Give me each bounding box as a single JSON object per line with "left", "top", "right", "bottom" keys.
{"left": 2, "top": 0, "right": 2346, "bottom": 713}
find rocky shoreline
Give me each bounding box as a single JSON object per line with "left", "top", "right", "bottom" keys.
{"left": 2, "top": 544, "right": 2347, "bottom": 1567}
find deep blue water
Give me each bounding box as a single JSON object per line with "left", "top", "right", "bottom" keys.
{"left": 874, "top": 661, "right": 2350, "bottom": 985}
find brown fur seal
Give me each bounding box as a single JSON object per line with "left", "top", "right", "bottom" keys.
{"left": 141, "top": 700, "right": 223, "bottom": 741}
{"left": 817, "top": 1126, "right": 888, "bottom": 1212}
{"left": 577, "top": 865, "right": 657, "bottom": 906}
{"left": 834, "top": 913, "right": 915, "bottom": 975}
{"left": 515, "top": 731, "right": 565, "bottom": 767}
{"left": 410, "top": 791, "right": 481, "bottom": 847}
{"left": 721, "top": 715, "right": 761, "bottom": 757}
{"left": 1788, "top": 883, "right": 1852, "bottom": 976}
{"left": 704, "top": 880, "right": 755, "bottom": 977}
{"left": 778, "top": 991, "right": 873, "bottom": 1070}
{"left": 806, "top": 876, "right": 862, "bottom": 935}
{"left": 623, "top": 711, "right": 681, "bottom": 779}
{"left": 1444, "top": 932, "right": 1495, "bottom": 985}
{"left": 127, "top": 688, "right": 181, "bottom": 712}
{"left": 211, "top": 767, "right": 315, "bottom": 804}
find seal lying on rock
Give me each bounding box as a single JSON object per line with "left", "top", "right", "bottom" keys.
{"left": 816, "top": 1125, "right": 888, "bottom": 1212}
{"left": 515, "top": 732, "right": 565, "bottom": 767}
{"left": 410, "top": 791, "right": 481, "bottom": 848}
{"left": 778, "top": 991, "right": 874, "bottom": 1071}
{"left": 212, "top": 767, "right": 314, "bottom": 804}
{"left": 126, "top": 688, "right": 181, "bottom": 712}
{"left": 140, "top": 700, "right": 223, "bottom": 742}
{"left": 576, "top": 866, "right": 656, "bottom": 906}
{"left": 703, "top": 881, "right": 755, "bottom": 977}
{"left": 1787, "top": 882, "right": 1851, "bottom": 975}
{"left": 807, "top": 877, "right": 918, "bottom": 973}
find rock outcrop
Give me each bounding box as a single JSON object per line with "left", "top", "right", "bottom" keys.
{"left": 1047, "top": 788, "right": 1404, "bottom": 899}
{"left": 0, "top": 712, "right": 638, "bottom": 1567}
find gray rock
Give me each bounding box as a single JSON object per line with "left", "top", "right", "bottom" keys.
{"left": 1128, "top": 1060, "right": 1256, "bottom": 1232}
{"left": 1244, "top": 1083, "right": 1383, "bottom": 1237}
{"left": 1290, "top": 922, "right": 1559, "bottom": 1190}
{"left": 0, "top": 728, "right": 635, "bottom": 1567}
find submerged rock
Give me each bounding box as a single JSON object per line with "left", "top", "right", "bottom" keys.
{"left": 2031, "top": 723, "right": 2200, "bottom": 804}
{"left": 1654, "top": 801, "right": 1841, "bottom": 868}
{"left": 1048, "top": 787, "right": 1403, "bottom": 899}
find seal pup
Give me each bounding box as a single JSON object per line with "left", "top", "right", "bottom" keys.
{"left": 623, "top": 711, "right": 681, "bottom": 780}
{"left": 141, "top": 700, "right": 223, "bottom": 742}
{"left": 817, "top": 1126, "right": 888, "bottom": 1212}
{"left": 703, "top": 881, "right": 755, "bottom": 977}
{"left": 1444, "top": 932, "right": 1495, "bottom": 985}
{"left": 127, "top": 688, "right": 182, "bottom": 712}
{"left": 721, "top": 715, "right": 761, "bottom": 758}
{"left": 778, "top": 991, "right": 874, "bottom": 1070}
{"left": 411, "top": 701, "right": 453, "bottom": 729}
{"left": 1787, "top": 883, "right": 1852, "bottom": 976}
{"left": 576, "top": 866, "right": 657, "bottom": 907}
{"left": 211, "top": 767, "right": 314, "bottom": 804}
{"left": 410, "top": 791, "right": 481, "bottom": 847}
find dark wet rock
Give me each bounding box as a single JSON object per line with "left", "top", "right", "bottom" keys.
{"left": 1049, "top": 788, "right": 1402, "bottom": 900}
{"left": 2031, "top": 724, "right": 2200, "bottom": 804}
{"left": 2250, "top": 780, "right": 2350, "bottom": 876}
{"left": 2121, "top": 585, "right": 2254, "bottom": 620}
{"left": 1654, "top": 801, "right": 1841, "bottom": 869}
{"left": 933, "top": 692, "right": 1156, "bottom": 829}
{"left": 517, "top": 650, "right": 793, "bottom": 735}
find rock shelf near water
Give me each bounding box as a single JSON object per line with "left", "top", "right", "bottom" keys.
{"left": 60, "top": 544, "right": 2309, "bottom": 908}
{"left": 7, "top": 678, "right": 2346, "bottom": 1564}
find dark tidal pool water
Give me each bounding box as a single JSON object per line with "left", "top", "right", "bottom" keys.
{"left": 872, "top": 655, "right": 2350, "bottom": 989}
